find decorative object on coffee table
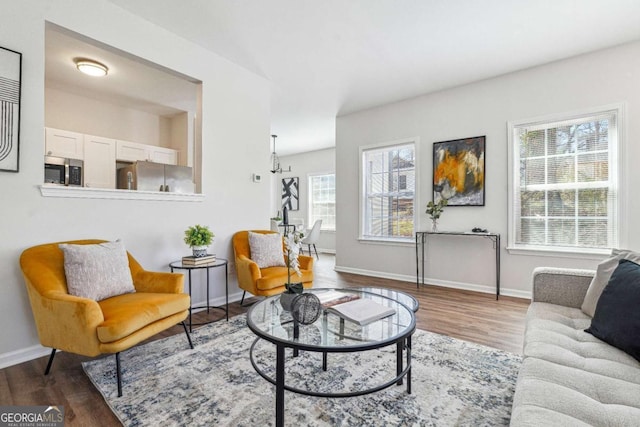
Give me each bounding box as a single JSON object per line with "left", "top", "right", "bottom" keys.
{"left": 291, "top": 293, "right": 322, "bottom": 325}
{"left": 184, "top": 224, "right": 214, "bottom": 258}
{"left": 280, "top": 230, "right": 304, "bottom": 311}
{"left": 426, "top": 198, "right": 447, "bottom": 232}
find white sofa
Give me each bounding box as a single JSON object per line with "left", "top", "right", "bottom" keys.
{"left": 510, "top": 267, "right": 640, "bottom": 426}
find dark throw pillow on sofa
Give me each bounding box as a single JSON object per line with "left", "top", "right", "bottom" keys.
{"left": 585, "top": 259, "right": 640, "bottom": 362}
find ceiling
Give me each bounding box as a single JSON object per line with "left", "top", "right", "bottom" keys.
{"left": 45, "top": 24, "right": 198, "bottom": 117}
{"left": 72, "top": 1, "right": 640, "bottom": 155}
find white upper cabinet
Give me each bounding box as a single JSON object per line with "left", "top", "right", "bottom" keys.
{"left": 45, "top": 128, "right": 84, "bottom": 159}
{"left": 116, "top": 140, "right": 149, "bottom": 162}
{"left": 84, "top": 135, "right": 116, "bottom": 189}
{"left": 149, "top": 146, "right": 178, "bottom": 165}
{"left": 116, "top": 140, "right": 178, "bottom": 165}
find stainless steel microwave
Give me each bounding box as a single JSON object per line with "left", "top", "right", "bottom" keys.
{"left": 44, "top": 156, "right": 83, "bottom": 186}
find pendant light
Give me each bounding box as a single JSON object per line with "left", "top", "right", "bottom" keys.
{"left": 270, "top": 134, "right": 291, "bottom": 174}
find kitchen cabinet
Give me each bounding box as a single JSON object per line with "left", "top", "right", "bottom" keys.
{"left": 84, "top": 135, "right": 116, "bottom": 189}
{"left": 116, "top": 140, "right": 178, "bottom": 165}
{"left": 45, "top": 128, "right": 84, "bottom": 160}
{"left": 149, "top": 146, "right": 178, "bottom": 165}
{"left": 116, "top": 140, "right": 149, "bottom": 162}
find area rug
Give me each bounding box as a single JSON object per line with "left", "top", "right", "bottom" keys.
{"left": 83, "top": 315, "right": 521, "bottom": 426}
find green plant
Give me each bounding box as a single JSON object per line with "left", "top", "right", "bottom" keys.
{"left": 183, "top": 224, "right": 214, "bottom": 247}
{"left": 426, "top": 198, "right": 448, "bottom": 220}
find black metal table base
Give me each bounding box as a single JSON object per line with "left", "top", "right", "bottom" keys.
{"left": 415, "top": 231, "right": 501, "bottom": 299}
{"left": 170, "top": 259, "right": 229, "bottom": 332}
{"left": 249, "top": 335, "right": 413, "bottom": 427}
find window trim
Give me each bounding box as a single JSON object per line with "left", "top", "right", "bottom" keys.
{"left": 507, "top": 103, "right": 626, "bottom": 256}
{"left": 359, "top": 137, "right": 420, "bottom": 243}
{"left": 307, "top": 171, "right": 336, "bottom": 231}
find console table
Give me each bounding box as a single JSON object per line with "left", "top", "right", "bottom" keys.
{"left": 415, "top": 231, "right": 501, "bottom": 299}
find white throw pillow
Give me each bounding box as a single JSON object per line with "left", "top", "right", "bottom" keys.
{"left": 59, "top": 240, "right": 135, "bottom": 301}
{"left": 581, "top": 248, "right": 640, "bottom": 317}
{"left": 248, "top": 232, "right": 286, "bottom": 268}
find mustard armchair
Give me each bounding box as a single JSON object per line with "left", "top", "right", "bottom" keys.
{"left": 232, "top": 230, "right": 314, "bottom": 304}
{"left": 20, "top": 239, "right": 193, "bottom": 397}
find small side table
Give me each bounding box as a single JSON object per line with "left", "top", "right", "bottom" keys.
{"left": 169, "top": 258, "right": 229, "bottom": 332}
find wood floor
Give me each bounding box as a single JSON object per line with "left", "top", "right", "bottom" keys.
{"left": 0, "top": 254, "right": 529, "bottom": 426}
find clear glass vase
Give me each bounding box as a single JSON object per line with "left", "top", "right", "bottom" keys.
{"left": 431, "top": 219, "right": 438, "bottom": 232}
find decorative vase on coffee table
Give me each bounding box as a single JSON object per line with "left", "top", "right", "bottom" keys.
{"left": 280, "top": 291, "right": 298, "bottom": 311}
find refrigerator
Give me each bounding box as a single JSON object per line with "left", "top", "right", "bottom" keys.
{"left": 117, "top": 161, "right": 194, "bottom": 193}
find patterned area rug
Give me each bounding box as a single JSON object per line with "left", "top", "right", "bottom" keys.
{"left": 83, "top": 315, "right": 521, "bottom": 426}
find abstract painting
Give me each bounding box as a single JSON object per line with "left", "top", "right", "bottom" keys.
{"left": 0, "top": 46, "right": 21, "bottom": 173}
{"left": 281, "top": 177, "right": 299, "bottom": 211}
{"left": 433, "top": 136, "right": 485, "bottom": 206}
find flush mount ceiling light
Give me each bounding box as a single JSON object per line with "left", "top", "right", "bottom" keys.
{"left": 74, "top": 58, "right": 108, "bottom": 77}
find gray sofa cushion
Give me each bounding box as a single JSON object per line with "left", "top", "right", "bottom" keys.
{"left": 512, "top": 302, "right": 640, "bottom": 426}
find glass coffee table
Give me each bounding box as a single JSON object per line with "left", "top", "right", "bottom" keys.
{"left": 246, "top": 287, "right": 416, "bottom": 427}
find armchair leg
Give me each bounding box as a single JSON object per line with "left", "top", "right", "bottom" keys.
{"left": 240, "top": 291, "right": 260, "bottom": 307}
{"left": 44, "top": 348, "right": 57, "bottom": 375}
{"left": 116, "top": 352, "right": 122, "bottom": 397}
{"left": 182, "top": 321, "right": 194, "bottom": 349}
{"left": 313, "top": 244, "right": 319, "bottom": 260}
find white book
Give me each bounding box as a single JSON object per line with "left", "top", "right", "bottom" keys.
{"left": 326, "top": 298, "right": 396, "bottom": 326}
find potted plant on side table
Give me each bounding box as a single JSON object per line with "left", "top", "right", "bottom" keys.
{"left": 184, "top": 224, "right": 214, "bottom": 258}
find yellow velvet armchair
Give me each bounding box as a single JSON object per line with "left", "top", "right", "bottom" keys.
{"left": 20, "top": 239, "right": 193, "bottom": 397}
{"left": 232, "top": 230, "right": 314, "bottom": 304}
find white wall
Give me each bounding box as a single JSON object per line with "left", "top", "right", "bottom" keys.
{"left": 0, "top": 0, "right": 271, "bottom": 367}
{"left": 45, "top": 87, "right": 172, "bottom": 147}
{"left": 336, "top": 40, "right": 640, "bottom": 298}
{"left": 274, "top": 148, "right": 336, "bottom": 253}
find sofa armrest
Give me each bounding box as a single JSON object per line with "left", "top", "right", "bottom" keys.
{"left": 133, "top": 270, "right": 184, "bottom": 294}
{"left": 532, "top": 267, "right": 595, "bottom": 308}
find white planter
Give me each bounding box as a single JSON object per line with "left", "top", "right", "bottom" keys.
{"left": 191, "top": 245, "right": 209, "bottom": 258}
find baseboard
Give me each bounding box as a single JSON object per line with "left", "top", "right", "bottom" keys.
{"left": 0, "top": 343, "right": 51, "bottom": 370}
{"left": 333, "top": 265, "right": 531, "bottom": 300}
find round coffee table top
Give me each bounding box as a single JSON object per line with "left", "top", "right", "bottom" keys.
{"left": 246, "top": 287, "right": 415, "bottom": 353}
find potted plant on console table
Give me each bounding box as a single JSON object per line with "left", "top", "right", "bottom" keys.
{"left": 184, "top": 224, "right": 214, "bottom": 258}
{"left": 280, "top": 230, "right": 304, "bottom": 311}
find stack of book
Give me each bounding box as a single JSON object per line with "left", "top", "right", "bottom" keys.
{"left": 317, "top": 290, "right": 396, "bottom": 325}
{"left": 182, "top": 254, "right": 216, "bottom": 266}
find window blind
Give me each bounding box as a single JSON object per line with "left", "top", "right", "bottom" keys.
{"left": 362, "top": 143, "right": 415, "bottom": 239}
{"left": 513, "top": 110, "right": 618, "bottom": 249}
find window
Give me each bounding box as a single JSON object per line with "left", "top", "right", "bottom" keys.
{"left": 308, "top": 173, "right": 336, "bottom": 231}
{"left": 361, "top": 142, "right": 415, "bottom": 240}
{"left": 509, "top": 106, "right": 621, "bottom": 252}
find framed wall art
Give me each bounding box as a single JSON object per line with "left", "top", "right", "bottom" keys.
{"left": 281, "top": 177, "right": 299, "bottom": 211}
{"left": 0, "top": 46, "right": 22, "bottom": 173}
{"left": 433, "top": 135, "right": 485, "bottom": 206}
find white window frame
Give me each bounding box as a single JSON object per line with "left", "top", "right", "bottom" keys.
{"left": 359, "top": 138, "right": 419, "bottom": 243}
{"left": 507, "top": 103, "right": 626, "bottom": 256}
{"left": 307, "top": 171, "right": 336, "bottom": 232}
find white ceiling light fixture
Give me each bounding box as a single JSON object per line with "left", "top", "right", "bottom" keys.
{"left": 75, "top": 58, "right": 108, "bottom": 77}
{"left": 270, "top": 134, "right": 291, "bottom": 174}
